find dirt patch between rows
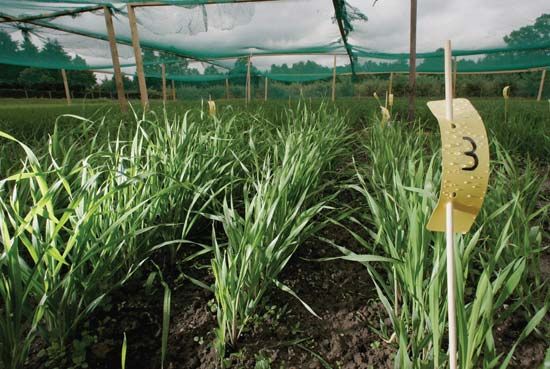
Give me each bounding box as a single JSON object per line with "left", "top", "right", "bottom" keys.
{"left": 23, "top": 177, "right": 549, "bottom": 369}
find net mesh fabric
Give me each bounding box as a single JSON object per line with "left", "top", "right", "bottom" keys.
{"left": 0, "top": 0, "right": 548, "bottom": 84}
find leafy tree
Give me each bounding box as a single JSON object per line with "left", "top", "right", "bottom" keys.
{"left": 0, "top": 29, "right": 18, "bottom": 58}
{"left": 19, "top": 32, "right": 39, "bottom": 60}
{"left": 18, "top": 68, "right": 57, "bottom": 90}
{"left": 204, "top": 65, "right": 222, "bottom": 75}
{"left": 40, "top": 38, "right": 71, "bottom": 65}
{"left": 98, "top": 74, "right": 134, "bottom": 93}
{"left": 68, "top": 56, "right": 97, "bottom": 91}
{"left": 504, "top": 14, "right": 549, "bottom": 47}
{"left": 0, "top": 29, "right": 24, "bottom": 86}
{"left": 228, "top": 57, "right": 256, "bottom": 85}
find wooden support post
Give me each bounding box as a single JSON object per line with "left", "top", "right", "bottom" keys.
{"left": 104, "top": 6, "right": 127, "bottom": 112}
{"left": 127, "top": 4, "right": 149, "bottom": 109}
{"left": 444, "top": 41, "right": 453, "bottom": 121}
{"left": 246, "top": 55, "right": 251, "bottom": 104}
{"left": 264, "top": 76, "right": 268, "bottom": 101}
{"left": 444, "top": 41, "right": 457, "bottom": 369}
{"left": 161, "top": 63, "right": 167, "bottom": 104}
{"left": 453, "top": 57, "right": 457, "bottom": 98}
{"left": 61, "top": 69, "right": 71, "bottom": 105}
{"left": 537, "top": 69, "right": 546, "bottom": 101}
{"left": 332, "top": 55, "right": 337, "bottom": 102}
{"left": 407, "top": 0, "right": 417, "bottom": 121}
{"left": 225, "top": 78, "right": 229, "bottom": 99}
{"left": 388, "top": 72, "right": 393, "bottom": 96}
{"left": 171, "top": 79, "right": 176, "bottom": 101}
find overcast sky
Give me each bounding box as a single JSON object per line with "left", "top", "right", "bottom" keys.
{"left": 355, "top": 0, "right": 548, "bottom": 52}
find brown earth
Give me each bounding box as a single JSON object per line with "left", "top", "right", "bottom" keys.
{"left": 24, "top": 217, "right": 547, "bottom": 369}
{"left": 23, "top": 167, "right": 548, "bottom": 369}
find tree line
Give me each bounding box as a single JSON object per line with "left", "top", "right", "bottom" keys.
{"left": 0, "top": 14, "right": 547, "bottom": 99}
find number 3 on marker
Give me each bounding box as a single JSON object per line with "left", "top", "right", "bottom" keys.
{"left": 462, "top": 136, "right": 478, "bottom": 171}
{"left": 426, "top": 98, "right": 490, "bottom": 233}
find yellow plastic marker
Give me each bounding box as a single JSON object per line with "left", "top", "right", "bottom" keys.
{"left": 503, "top": 86, "right": 510, "bottom": 123}
{"left": 502, "top": 85, "right": 510, "bottom": 99}
{"left": 380, "top": 106, "right": 391, "bottom": 126}
{"left": 426, "top": 98, "right": 490, "bottom": 233}
{"left": 208, "top": 98, "right": 217, "bottom": 117}
{"left": 427, "top": 40, "right": 490, "bottom": 369}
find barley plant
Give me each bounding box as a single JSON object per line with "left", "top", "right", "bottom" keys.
{"left": 338, "top": 119, "right": 548, "bottom": 369}
{"left": 0, "top": 107, "right": 248, "bottom": 369}
{"left": 211, "top": 104, "right": 350, "bottom": 359}
{"left": 0, "top": 100, "right": 546, "bottom": 369}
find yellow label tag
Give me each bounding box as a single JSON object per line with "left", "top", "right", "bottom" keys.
{"left": 502, "top": 86, "right": 510, "bottom": 99}
{"left": 380, "top": 106, "right": 390, "bottom": 126}
{"left": 208, "top": 100, "right": 216, "bottom": 117}
{"left": 427, "top": 98, "right": 490, "bottom": 233}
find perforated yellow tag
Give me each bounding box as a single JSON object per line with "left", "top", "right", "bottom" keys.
{"left": 208, "top": 100, "right": 216, "bottom": 117}
{"left": 502, "top": 86, "right": 510, "bottom": 99}
{"left": 427, "top": 98, "right": 490, "bottom": 233}
{"left": 380, "top": 106, "right": 390, "bottom": 126}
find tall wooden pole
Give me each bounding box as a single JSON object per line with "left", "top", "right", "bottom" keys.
{"left": 537, "top": 69, "right": 546, "bottom": 101}
{"left": 171, "top": 79, "right": 176, "bottom": 101}
{"left": 444, "top": 41, "right": 454, "bottom": 121}
{"left": 246, "top": 55, "right": 251, "bottom": 104}
{"left": 453, "top": 57, "right": 457, "bottom": 98}
{"left": 444, "top": 40, "right": 458, "bottom": 369}
{"left": 161, "top": 63, "right": 167, "bottom": 104}
{"left": 104, "top": 6, "right": 127, "bottom": 112}
{"left": 407, "top": 0, "right": 417, "bottom": 121}
{"left": 332, "top": 55, "right": 337, "bottom": 102}
{"left": 388, "top": 72, "right": 393, "bottom": 96}
{"left": 61, "top": 69, "right": 71, "bottom": 105}
{"left": 225, "top": 78, "right": 229, "bottom": 99}
{"left": 264, "top": 76, "right": 268, "bottom": 101}
{"left": 127, "top": 4, "right": 149, "bottom": 109}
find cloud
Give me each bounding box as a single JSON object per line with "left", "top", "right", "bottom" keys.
{"left": 350, "top": 0, "right": 549, "bottom": 52}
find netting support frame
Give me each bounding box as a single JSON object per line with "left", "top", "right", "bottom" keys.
{"left": 0, "top": 5, "right": 103, "bottom": 24}
{"left": 537, "top": 69, "right": 546, "bottom": 101}
{"left": 171, "top": 79, "right": 176, "bottom": 101}
{"left": 331, "top": 55, "right": 336, "bottom": 102}
{"left": 246, "top": 55, "right": 251, "bottom": 104}
{"left": 161, "top": 63, "right": 167, "bottom": 103}
{"left": 127, "top": 4, "right": 149, "bottom": 109}
{"left": 331, "top": 0, "right": 355, "bottom": 75}
{"left": 225, "top": 78, "right": 229, "bottom": 99}
{"left": 104, "top": 6, "right": 128, "bottom": 112}
{"left": 408, "top": 0, "right": 417, "bottom": 121}
{"left": 264, "top": 76, "right": 268, "bottom": 101}
{"left": 61, "top": 69, "right": 71, "bottom": 105}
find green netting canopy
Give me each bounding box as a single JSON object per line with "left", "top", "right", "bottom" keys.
{"left": 0, "top": 0, "right": 548, "bottom": 84}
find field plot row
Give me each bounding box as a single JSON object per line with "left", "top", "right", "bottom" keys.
{"left": 0, "top": 99, "right": 548, "bottom": 369}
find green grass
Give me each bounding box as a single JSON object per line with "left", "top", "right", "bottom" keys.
{"left": 0, "top": 96, "right": 547, "bottom": 161}
{"left": 336, "top": 117, "right": 548, "bottom": 369}
{"left": 211, "top": 103, "right": 350, "bottom": 358}
{"left": 0, "top": 96, "right": 548, "bottom": 369}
